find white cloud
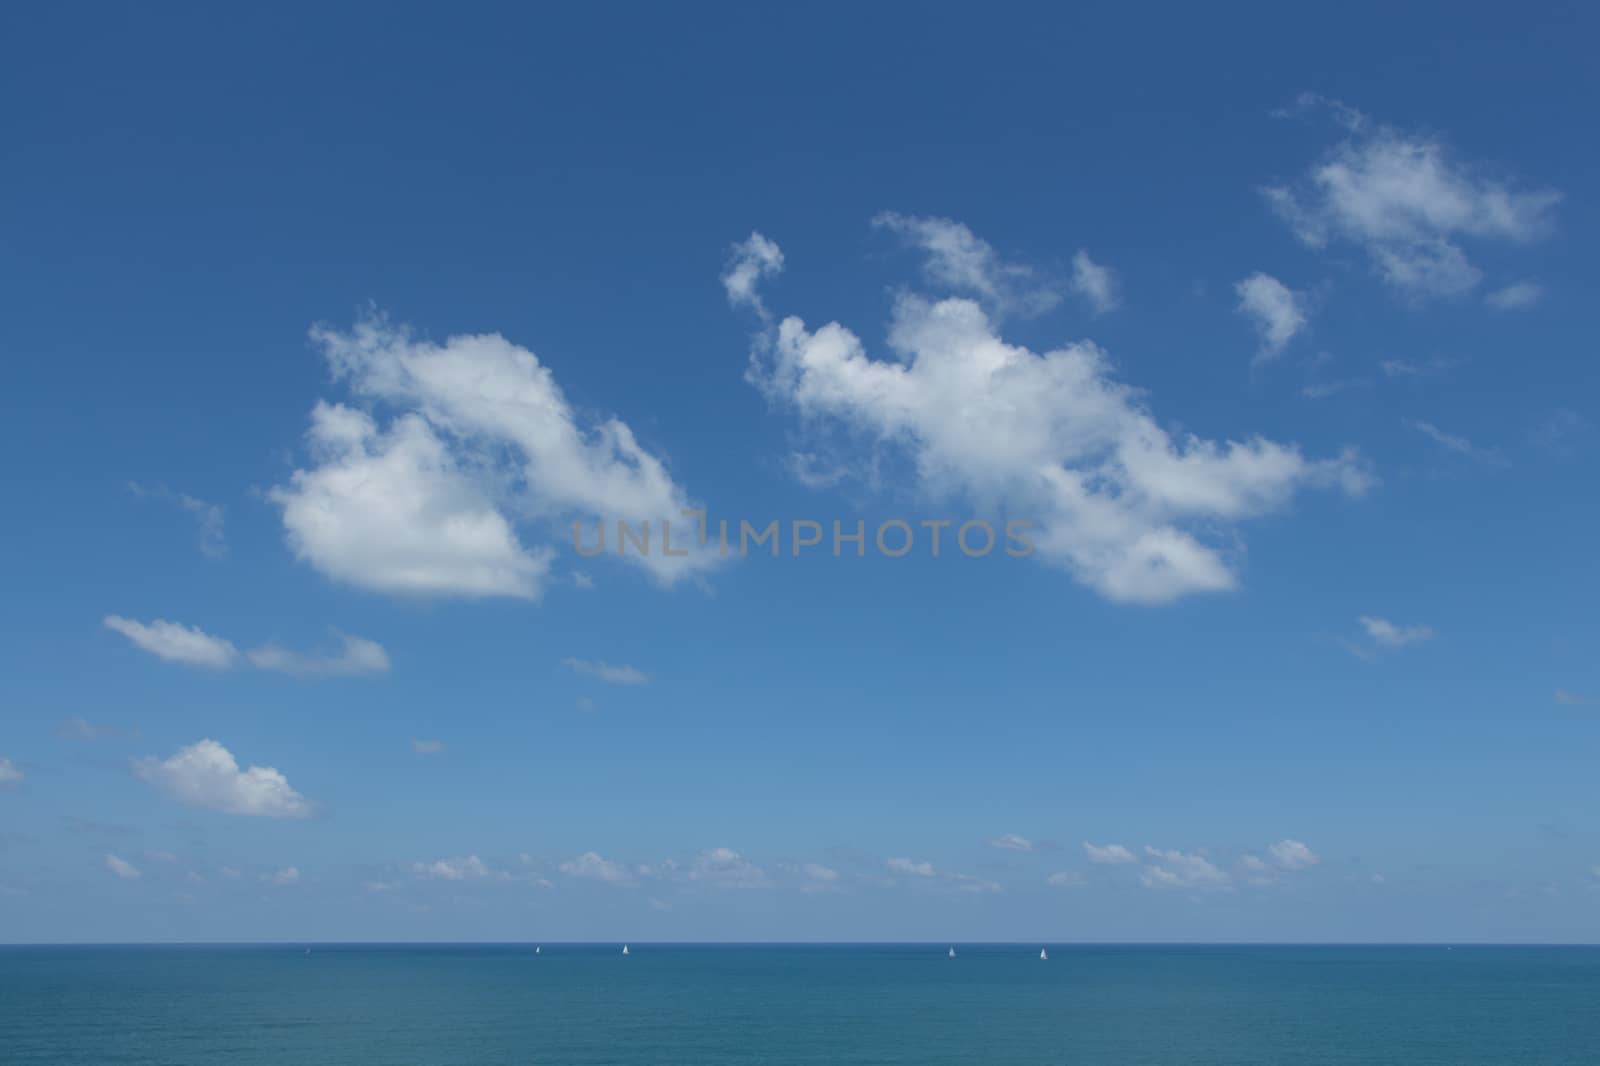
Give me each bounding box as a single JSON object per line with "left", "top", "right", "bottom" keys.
{"left": 561, "top": 657, "right": 650, "bottom": 686}
{"left": 873, "top": 212, "right": 1061, "bottom": 316}
{"left": 105, "top": 854, "right": 141, "bottom": 880}
{"left": 559, "top": 851, "right": 632, "bottom": 884}
{"left": 411, "top": 738, "right": 445, "bottom": 755}
{"left": 737, "top": 227, "right": 1370, "bottom": 605}
{"left": 687, "top": 847, "right": 770, "bottom": 889}
{"left": 1070, "top": 251, "right": 1118, "bottom": 314}
{"left": 246, "top": 633, "right": 390, "bottom": 677}
{"left": 1485, "top": 280, "right": 1544, "bottom": 310}
{"left": 272, "top": 403, "right": 551, "bottom": 599}
{"left": 411, "top": 856, "right": 492, "bottom": 881}
{"left": 1268, "top": 839, "right": 1320, "bottom": 871}
{"left": 571, "top": 570, "right": 595, "bottom": 590}
{"left": 273, "top": 313, "right": 717, "bottom": 599}
{"left": 1358, "top": 615, "right": 1435, "bottom": 650}
{"left": 133, "top": 739, "right": 313, "bottom": 818}
{"left": 129, "top": 482, "right": 227, "bottom": 559}
{"left": 1235, "top": 272, "right": 1307, "bottom": 360}
{"left": 886, "top": 857, "right": 937, "bottom": 878}
{"left": 796, "top": 862, "right": 840, "bottom": 892}
{"left": 263, "top": 866, "right": 301, "bottom": 886}
{"left": 1264, "top": 111, "right": 1559, "bottom": 298}
{"left": 721, "top": 232, "right": 785, "bottom": 319}
{"left": 103, "top": 616, "right": 238, "bottom": 669}
{"left": 1046, "top": 871, "right": 1086, "bottom": 888}
{"left": 1083, "top": 842, "right": 1137, "bottom": 865}
{"left": 1140, "top": 847, "right": 1231, "bottom": 891}
{"left": 0, "top": 757, "right": 21, "bottom": 788}
{"left": 989, "top": 833, "right": 1033, "bottom": 851}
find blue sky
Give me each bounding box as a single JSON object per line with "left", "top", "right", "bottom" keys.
{"left": 2, "top": 3, "right": 1597, "bottom": 943}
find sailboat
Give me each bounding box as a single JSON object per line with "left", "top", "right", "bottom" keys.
{"left": 622, "top": 944, "right": 630, "bottom": 956}
{"left": 948, "top": 947, "right": 956, "bottom": 958}
{"left": 535, "top": 946, "right": 541, "bottom": 955}
{"left": 1039, "top": 948, "right": 1048, "bottom": 960}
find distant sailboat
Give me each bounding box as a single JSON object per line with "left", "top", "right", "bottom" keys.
{"left": 622, "top": 944, "right": 630, "bottom": 956}
{"left": 1039, "top": 948, "right": 1048, "bottom": 960}
{"left": 535, "top": 946, "right": 541, "bottom": 955}
{"left": 948, "top": 947, "right": 956, "bottom": 958}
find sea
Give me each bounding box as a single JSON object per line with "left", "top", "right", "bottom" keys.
{"left": 2, "top": 944, "right": 1596, "bottom": 1064}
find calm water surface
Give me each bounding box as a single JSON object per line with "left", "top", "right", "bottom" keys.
{"left": 2, "top": 944, "right": 1596, "bottom": 1064}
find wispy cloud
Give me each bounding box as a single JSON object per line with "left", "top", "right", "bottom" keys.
{"left": 105, "top": 854, "right": 141, "bottom": 880}
{"left": 562, "top": 657, "right": 649, "bottom": 685}
{"left": 1484, "top": 279, "right": 1543, "bottom": 310}
{"left": 1380, "top": 356, "right": 1458, "bottom": 380}
{"left": 1140, "top": 847, "right": 1231, "bottom": 891}
{"left": 1355, "top": 615, "right": 1435, "bottom": 653}
{"left": 105, "top": 616, "right": 388, "bottom": 678}
{"left": 128, "top": 482, "right": 226, "bottom": 559}
{"left": 1300, "top": 378, "right": 1371, "bottom": 400}
{"left": 1405, "top": 419, "right": 1506, "bottom": 467}
{"left": 246, "top": 633, "right": 390, "bottom": 677}
{"left": 989, "top": 833, "right": 1033, "bottom": 851}
{"left": 1528, "top": 409, "right": 1586, "bottom": 457}
{"left": 412, "top": 856, "right": 494, "bottom": 881}
{"left": 873, "top": 212, "right": 1062, "bottom": 317}
{"left": 1070, "top": 250, "right": 1119, "bottom": 314}
{"left": 59, "top": 717, "right": 130, "bottom": 741}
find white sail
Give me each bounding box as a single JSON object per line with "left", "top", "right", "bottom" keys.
{"left": 1040, "top": 948, "right": 1048, "bottom": 960}
{"left": 948, "top": 947, "right": 956, "bottom": 957}
{"left": 622, "top": 944, "right": 629, "bottom": 955}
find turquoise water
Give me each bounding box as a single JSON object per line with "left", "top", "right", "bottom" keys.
{"left": 2, "top": 944, "right": 1596, "bottom": 1064}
